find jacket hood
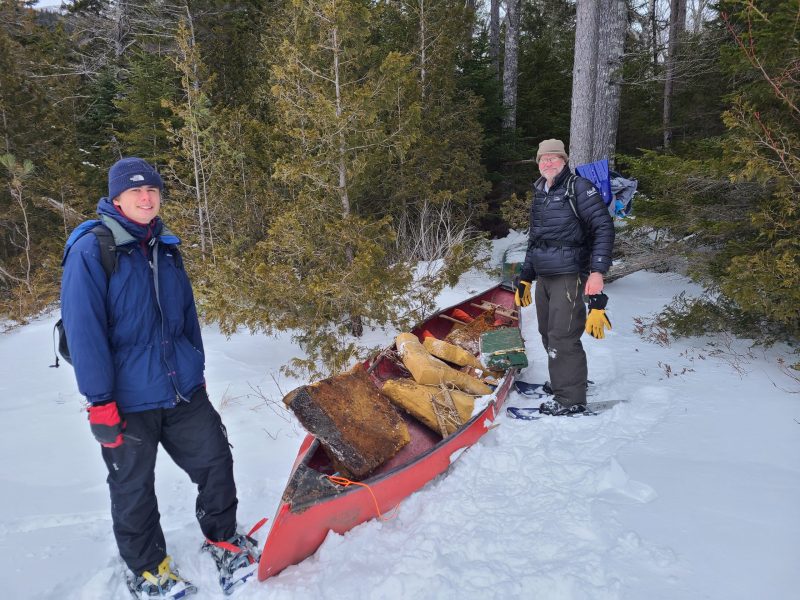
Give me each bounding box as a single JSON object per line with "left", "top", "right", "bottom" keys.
{"left": 96, "top": 196, "right": 165, "bottom": 242}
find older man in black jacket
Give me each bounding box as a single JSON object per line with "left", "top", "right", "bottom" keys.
{"left": 515, "top": 139, "right": 615, "bottom": 415}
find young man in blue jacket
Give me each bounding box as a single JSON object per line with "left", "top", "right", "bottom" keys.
{"left": 514, "top": 139, "right": 615, "bottom": 415}
{"left": 61, "top": 158, "right": 258, "bottom": 598}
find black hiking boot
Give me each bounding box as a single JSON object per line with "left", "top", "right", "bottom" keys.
{"left": 541, "top": 380, "right": 592, "bottom": 396}
{"left": 539, "top": 399, "right": 586, "bottom": 416}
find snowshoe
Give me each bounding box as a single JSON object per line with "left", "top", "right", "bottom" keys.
{"left": 202, "top": 532, "right": 261, "bottom": 595}
{"left": 538, "top": 399, "right": 586, "bottom": 416}
{"left": 506, "top": 399, "right": 627, "bottom": 420}
{"left": 127, "top": 556, "right": 197, "bottom": 599}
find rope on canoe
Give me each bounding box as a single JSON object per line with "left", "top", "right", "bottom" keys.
{"left": 326, "top": 475, "right": 400, "bottom": 522}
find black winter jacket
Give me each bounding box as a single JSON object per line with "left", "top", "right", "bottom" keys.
{"left": 520, "top": 166, "right": 614, "bottom": 281}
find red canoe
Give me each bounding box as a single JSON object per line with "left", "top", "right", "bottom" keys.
{"left": 258, "top": 282, "right": 520, "bottom": 581}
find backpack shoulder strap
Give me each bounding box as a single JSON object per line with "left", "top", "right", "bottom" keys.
{"left": 62, "top": 219, "right": 101, "bottom": 266}
{"left": 90, "top": 224, "right": 117, "bottom": 279}
{"left": 565, "top": 174, "right": 580, "bottom": 222}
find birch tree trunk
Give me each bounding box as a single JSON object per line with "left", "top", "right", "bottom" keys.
{"left": 569, "top": 0, "right": 599, "bottom": 166}
{"left": 663, "top": 0, "right": 687, "bottom": 148}
{"left": 489, "top": 0, "right": 500, "bottom": 81}
{"left": 332, "top": 25, "right": 350, "bottom": 218}
{"left": 502, "top": 0, "right": 520, "bottom": 131}
{"left": 592, "top": 0, "right": 627, "bottom": 164}
{"left": 185, "top": 12, "right": 213, "bottom": 254}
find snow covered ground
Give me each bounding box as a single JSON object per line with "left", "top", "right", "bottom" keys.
{"left": 1, "top": 233, "right": 798, "bottom": 600}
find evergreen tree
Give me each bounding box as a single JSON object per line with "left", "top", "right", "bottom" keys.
{"left": 261, "top": 0, "right": 418, "bottom": 375}
{"left": 163, "top": 17, "right": 218, "bottom": 261}
{"left": 621, "top": 1, "right": 799, "bottom": 344}
{"left": 199, "top": 0, "right": 489, "bottom": 378}
{"left": 617, "top": 2, "right": 729, "bottom": 153}
{"left": 487, "top": 0, "right": 575, "bottom": 233}
{"left": 187, "top": 0, "right": 274, "bottom": 108}
{"left": 716, "top": 0, "right": 799, "bottom": 338}
{"left": 516, "top": 0, "right": 574, "bottom": 146}
{"left": 113, "top": 48, "right": 179, "bottom": 164}
{"left": 74, "top": 67, "right": 120, "bottom": 192}
{"left": 0, "top": 1, "right": 88, "bottom": 320}
{"left": 369, "top": 0, "right": 490, "bottom": 257}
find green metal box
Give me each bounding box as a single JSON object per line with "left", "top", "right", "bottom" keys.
{"left": 480, "top": 327, "right": 528, "bottom": 371}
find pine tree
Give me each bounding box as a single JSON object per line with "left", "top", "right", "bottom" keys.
{"left": 161, "top": 14, "right": 277, "bottom": 288}
{"left": 163, "top": 16, "right": 218, "bottom": 261}
{"left": 187, "top": 0, "right": 274, "bottom": 108}
{"left": 620, "top": 1, "right": 799, "bottom": 344}
{"left": 75, "top": 67, "right": 120, "bottom": 188}
{"left": 0, "top": 1, "right": 88, "bottom": 320}
{"left": 200, "top": 0, "right": 443, "bottom": 377}
{"left": 368, "top": 0, "right": 489, "bottom": 264}
{"left": 516, "top": 0, "right": 574, "bottom": 145}
{"left": 113, "top": 48, "right": 178, "bottom": 164}
{"left": 256, "top": 0, "right": 422, "bottom": 376}
{"left": 717, "top": 0, "right": 800, "bottom": 338}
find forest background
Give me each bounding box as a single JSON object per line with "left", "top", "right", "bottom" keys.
{"left": 1, "top": 0, "right": 798, "bottom": 377}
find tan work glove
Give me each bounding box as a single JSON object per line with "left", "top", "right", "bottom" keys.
{"left": 514, "top": 279, "right": 532, "bottom": 307}
{"left": 585, "top": 293, "right": 612, "bottom": 339}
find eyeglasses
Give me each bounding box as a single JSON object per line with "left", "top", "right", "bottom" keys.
{"left": 538, "top": 156, "right": 563, "bottom": 164}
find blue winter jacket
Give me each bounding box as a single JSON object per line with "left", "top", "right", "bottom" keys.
{"left": 60, "top": 198, "right": 205, "bottom": 413}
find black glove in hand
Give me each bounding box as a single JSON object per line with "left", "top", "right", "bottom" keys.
{"left": 585, "top": 293, "right": 612, "bottom": 339}
{"left": 88, "top": 401, "right": 125, "bottom": 448}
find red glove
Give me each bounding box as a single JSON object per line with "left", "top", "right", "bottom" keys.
{"left": 88, "top": 401, "right": 124, "bottom": 448}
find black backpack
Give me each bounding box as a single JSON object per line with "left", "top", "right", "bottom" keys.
{"left": 51, "top": 223, "right": 117, "bottom": 368}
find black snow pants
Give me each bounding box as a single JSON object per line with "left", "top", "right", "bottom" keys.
{"left": 534, "top": 272, "right": 588, "bottom": 408}
{"left": 101, "top": 387, "right": 238, "bottom": 575}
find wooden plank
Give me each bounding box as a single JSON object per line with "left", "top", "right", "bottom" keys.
{"left": 470, "top": 301, "right": 519, "bottom": 320}
{"left": 438, "top": 314, "right": 467, "bottom": 325}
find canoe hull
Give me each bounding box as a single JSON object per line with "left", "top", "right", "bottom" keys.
{"left": 258, "top": 283, "right": 518, "bottom": 580}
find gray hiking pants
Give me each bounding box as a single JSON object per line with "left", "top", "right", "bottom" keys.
{"left": 534, "top": 273, "right": 587, "bottom": 407}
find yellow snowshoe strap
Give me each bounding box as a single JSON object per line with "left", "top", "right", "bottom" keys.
{"left": 142, "top": 556, "right": 181, "bottom": 586}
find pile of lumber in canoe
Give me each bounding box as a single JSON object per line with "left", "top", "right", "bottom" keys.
{"left": 282, "top": 303, "right": 523, "bottom": 480}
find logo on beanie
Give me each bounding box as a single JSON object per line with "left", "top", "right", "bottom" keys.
{"left": 130, "top": 174, "right": 145, "bottom": 182}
